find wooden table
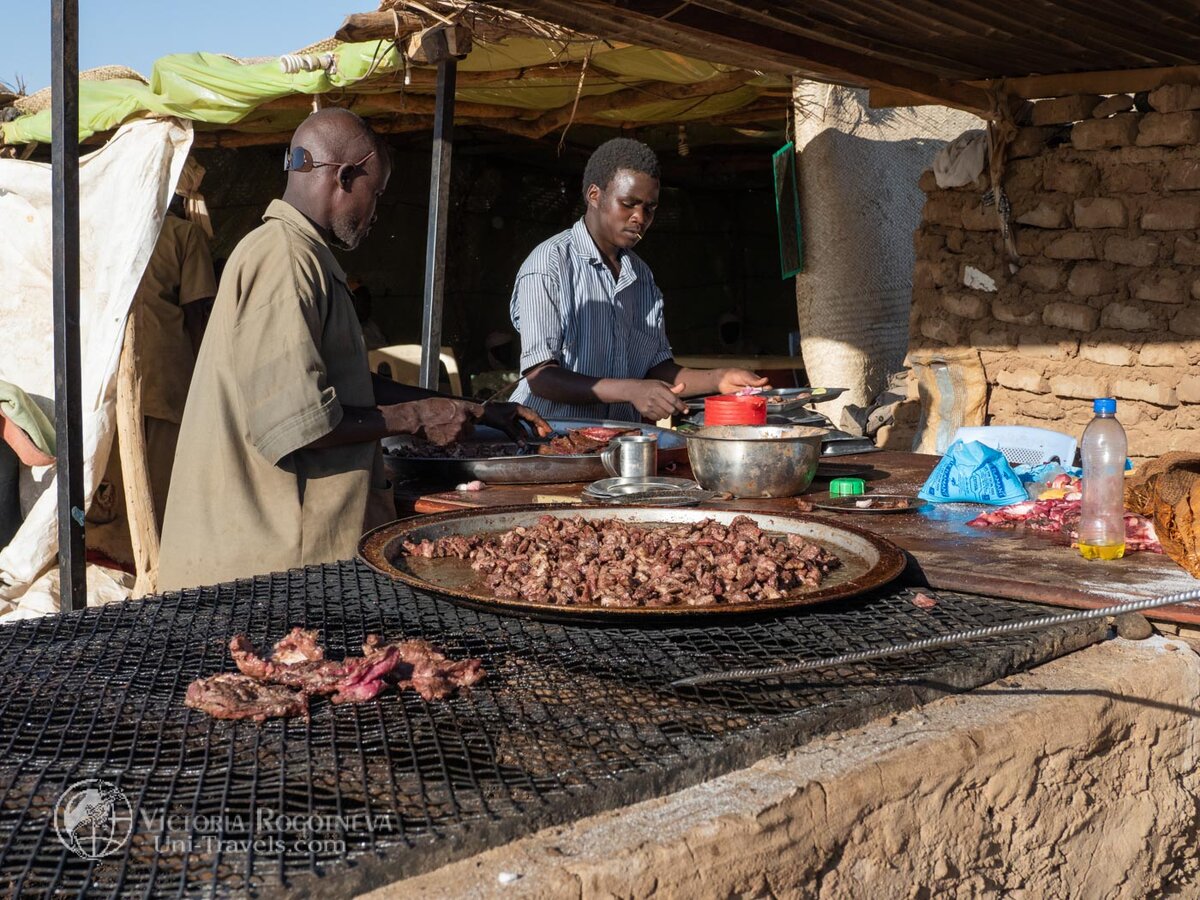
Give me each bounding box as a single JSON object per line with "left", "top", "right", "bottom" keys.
{"left": 395, "top": 451, "right": 1200, "bottom": 624}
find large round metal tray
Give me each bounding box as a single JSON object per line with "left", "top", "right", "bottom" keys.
{"left": 382, "top": 418, "right": 689, "bottom": 485}
{"left": 359, "top": 505, "right": 907, "bottom": 623}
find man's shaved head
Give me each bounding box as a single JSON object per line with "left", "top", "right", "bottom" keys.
{"left": 282, "top": 108, "right": 391, "bottom": 251}
{"left": 289, "top": 107, "right": 377, "bottom": 173}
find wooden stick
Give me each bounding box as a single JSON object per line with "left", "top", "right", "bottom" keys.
{"left": 334, "top": 9, "right": 516, "bottom": 44}
{"left": 115, "top": 311, "right": 159, "bottom": 598}
{"left": 335, "top": 10, "right": 426, "bottom": 43}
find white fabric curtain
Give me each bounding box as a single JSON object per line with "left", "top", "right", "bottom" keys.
{"left": 0, "top": 118, "right": 193, "bottom": 619}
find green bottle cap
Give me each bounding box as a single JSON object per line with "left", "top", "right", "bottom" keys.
{"left": 829, "top": 477, "right": 866, "bottom": 497}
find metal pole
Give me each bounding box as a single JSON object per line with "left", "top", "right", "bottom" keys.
{"left": 418, "top": 56, "right": 457, "bottom": 391}
{"left": 51, "top": 0, "right": 86, "bottom": 611}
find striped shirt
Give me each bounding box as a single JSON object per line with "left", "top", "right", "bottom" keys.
{"left": 509, "top": 218, "right": 673, "bottom": 422}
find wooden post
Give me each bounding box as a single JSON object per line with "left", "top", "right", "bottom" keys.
{"left": 116, "top": 313, "right": 159, "bottom": 597}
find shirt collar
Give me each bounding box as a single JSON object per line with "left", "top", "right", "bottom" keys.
{"left": 263, "top": 199, "right": 348, "bottom": 286}
{"left": 569, "top": 217, "right": 637, "bottom": 289}
{"left": 569, "top": 217, "right": 619, "bottom": 267}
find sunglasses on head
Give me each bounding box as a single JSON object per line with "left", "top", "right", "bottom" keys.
{"left": 283, "top": 146, "right": 376, "bottom": 174}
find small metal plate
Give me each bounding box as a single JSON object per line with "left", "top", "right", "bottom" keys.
{"left": 810, "top": 494, "right": 927, "bottom": 514}
{"left": 760, "top": 386, "right": 848, "bottom": 411}
{"left": 583, "top": 476, "right": 702, "bottom": 497}
{"left": 359, "top": 506, "right": 907, "bottom": 624}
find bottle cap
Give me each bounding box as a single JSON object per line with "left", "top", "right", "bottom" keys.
{"left": 1093, "top": 397, "right": 1117, "bottom": 414}
{"left": 829, "top": 477, "right": 866, "bottom": 497}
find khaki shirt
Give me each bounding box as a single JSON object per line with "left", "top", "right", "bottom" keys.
{"left": 136, "top": 214, "right": 218, "bottom": 423}
{"left": 158, "top": 199, "right": 387, "bottom": 590}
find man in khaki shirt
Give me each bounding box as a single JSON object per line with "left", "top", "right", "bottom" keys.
{"left": 88, "top": 188, "right": 217, "bottom": 561}
{"left": 159, "top": 109, "right": 548, "bottom": 590}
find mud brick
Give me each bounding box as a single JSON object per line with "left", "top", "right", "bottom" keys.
{"left": 1141, "top": 197, "right": 1200, "bottom": 231}
{"left": 1137, "top": 112, "right": 1200, "bottom": 147}
{"left": 1044, "top": 232, "right": 1098, "bottom": 260}
{"left": 1032, "top": 94, "right": 1101, "bottom": 125}
{"left": 1103, "top": 235, "right": 1160, "bottom": 267}
{"left": 1148, "top": 84, "right": 1200, "bottom": 113}
{"left": 1071, "top": 114, "right": 1140, "bottom": 150}
{"left": 1043, "top": 301, "right": 1100, "bottom": 332}
{"left": 1101, "top": 302, "right": 1156, "bottom": 331}
{"left": 1067, "top": 263, "right": 1116, "bottom": 297}
{"left": 1112, "top": 379, "right": 1179, "bottom": 408}
{"left": 1072, "top": 197, "right": 1127, "bottom": 229}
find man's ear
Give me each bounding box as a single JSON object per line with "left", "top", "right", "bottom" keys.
{"left": 336, "top": 163, "right": 355, "bottom": 191}
{"left": 585, "top": 183, "right": 601, "bottom": 209}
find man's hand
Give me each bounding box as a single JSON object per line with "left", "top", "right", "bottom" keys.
{"left": 716, "top": 368, "right": 769, "bottom": 395}
{"left": 480, "top": 402, "right": 554, "bottom": 442}
{"left": 382, "top": 398, "right": 484, "bottom": 445}
{"left": 627, "top": 380, "right": 689, "bottom": 421}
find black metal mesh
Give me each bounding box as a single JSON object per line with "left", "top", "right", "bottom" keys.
{"left": 0, "top": 562, "right": 1103, "bottom": 898}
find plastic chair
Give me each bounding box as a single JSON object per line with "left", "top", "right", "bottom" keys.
{"left": 951, "top": 425, "right": 1077, "bottom": 468}
{"left": 367, "top": 345, "right": 463, "bottom": 396}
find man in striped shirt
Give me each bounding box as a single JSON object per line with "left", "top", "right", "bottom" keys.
{"left": 509, "top": 138, "right": 766, "bottom": 423}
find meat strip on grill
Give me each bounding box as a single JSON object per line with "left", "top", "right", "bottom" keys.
{"left": 268, "top": 627, "right": 325, "bottom": 664}
{"left": 184, "top": 673, "right": 309, "bottom": 722}
{"left": 229, "top": 635, "right": 405, "bottom": 703}
{"left": 362, "top": 636, "right": 487, "bottom": 701}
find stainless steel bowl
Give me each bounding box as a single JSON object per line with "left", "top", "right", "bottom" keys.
{"left": 685, "top": 425, "right": 826, "bottom": 498}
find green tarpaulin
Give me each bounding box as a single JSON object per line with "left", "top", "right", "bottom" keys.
{"left": 2, "top": 39, "right": 785, "bottom": 145}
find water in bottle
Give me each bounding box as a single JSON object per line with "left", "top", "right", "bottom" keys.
{"left": 1078, "top": 397, "right": 1127, "bottom": 560}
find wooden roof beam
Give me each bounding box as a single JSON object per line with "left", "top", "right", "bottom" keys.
{"left": 971, "top": 64, "right": 1200, "bottom": 100}
{"left": 871, "top": 63, "right": 1200, "bottom": 112}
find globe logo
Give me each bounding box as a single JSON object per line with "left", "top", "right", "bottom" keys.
{"left": 54, "top": 779, "right": 133, "bottom": 860}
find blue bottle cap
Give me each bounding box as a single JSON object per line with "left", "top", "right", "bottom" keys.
{"left": 1093, "top": 397, "right": 1116, "bottom": 414}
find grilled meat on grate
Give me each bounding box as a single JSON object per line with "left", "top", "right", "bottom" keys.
{"left": 363, "top": 636, "right": 488, "bottom": 700}
{"left": 188, "top": 631, "right": 486, "bottom": 721}
{"left": 268, "top": 626, "right": 325, "bottom": 663}
{"left": 184, "top": 673, "right": 310, "bottom": 722}
{"left": 404, "top": 514, "right": 841, "bottom": 608}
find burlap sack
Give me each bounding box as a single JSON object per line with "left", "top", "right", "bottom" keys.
{"left": 1124, "top": 452, "right": 1200, "bottom": 579}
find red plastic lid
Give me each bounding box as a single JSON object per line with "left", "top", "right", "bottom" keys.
{"left": 705, "top": 395, "right": 767, "bottom": 425}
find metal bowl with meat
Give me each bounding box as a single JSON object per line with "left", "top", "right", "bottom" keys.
{"left": 382, "top": 418, "right": 689, "bottom": 485}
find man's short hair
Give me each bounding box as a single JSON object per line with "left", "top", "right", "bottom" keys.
{"left": 582, "top": 138, "right": 660, "bottom": 199}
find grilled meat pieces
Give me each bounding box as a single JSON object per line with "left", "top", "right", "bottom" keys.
{"left": 404, "top": 514, "right": 841, "bottom": 608}
{"left": 269, "top": 627, "right": 325, "bottom": 664}
{"left": 187, "top": 632, "right": 485, "bottom": 721}
{"left": 363, "top": 636, "right": 488, "bottom": 700}
{"left": 185, "top": 673, "right": 310, "bottom": 722}
{"left": 538, "top": 427, "right": 640, "bottom": 456}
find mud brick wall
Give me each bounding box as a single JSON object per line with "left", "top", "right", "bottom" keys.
{"left": 910, "top": 86, "right": 1200, "bottom": 461}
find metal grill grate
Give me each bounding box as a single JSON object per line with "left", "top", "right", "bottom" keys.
{"left": 0, "top": 562, "right": 1104, "bottom": 898}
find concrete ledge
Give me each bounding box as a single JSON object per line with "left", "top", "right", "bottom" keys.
{"left": 362, "top": 638, "right": 1200, "bottom": 899}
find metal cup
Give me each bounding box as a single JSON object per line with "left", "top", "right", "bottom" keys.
{"left": 601, "top": 434, "right": 658, "bottom": 477}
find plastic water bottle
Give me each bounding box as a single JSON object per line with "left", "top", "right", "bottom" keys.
{"left": 1078, "top": 398, "right": 1127, "bottom": 560}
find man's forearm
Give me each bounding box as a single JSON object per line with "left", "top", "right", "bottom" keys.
{"left": 371, "top": 372, "right": 447, "bottom": 405}
{"left": 646, "top": 360, "right": 718, "bottom": 397}
{"left": 305, "top": 406, "right": 390, "bottom": 449}
{"left": 525, "top": 364, "right": 634, "bottom": 405}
